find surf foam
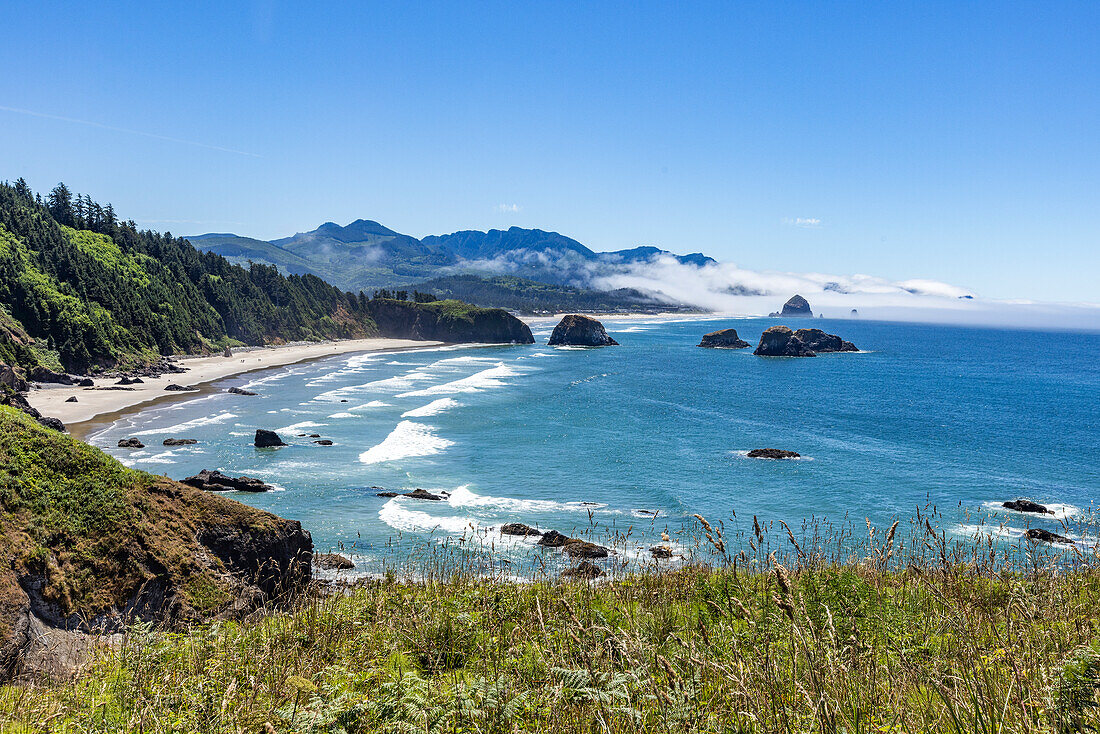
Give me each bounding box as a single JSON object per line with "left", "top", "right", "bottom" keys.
{"left": 359, "top": 421, "right": 455, "bottom": 464}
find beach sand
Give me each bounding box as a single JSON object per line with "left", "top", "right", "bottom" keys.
{"left": 26, "top": 338, "right": 443, "bottom": 430}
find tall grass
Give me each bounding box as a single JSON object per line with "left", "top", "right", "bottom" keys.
{"left": 3, "top": 506, "right": 1100, "bottom": 733}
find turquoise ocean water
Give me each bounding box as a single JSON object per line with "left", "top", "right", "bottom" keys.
{"left": 89, "top": 317, "right": 1100, "bottom": 576}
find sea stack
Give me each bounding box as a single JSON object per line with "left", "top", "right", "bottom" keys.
{"left": 792, "top": 328, "right": 858, "bottom": 353}
{"left": 698, "top": 328, "right": 750, "bottom": 349}
{"left": 547, "top": 314, "right": 618, "bottom": 346}
{"left": 769, "top": 294, "right": 813, "bottom": 318}
{"left": 254, "top": 429, "right": 286, "bottom": 447}
{"left": 753, "top": 326, "right": 816, "bottom": 357}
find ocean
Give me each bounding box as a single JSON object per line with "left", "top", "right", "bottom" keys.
{"left": 88, "top": 316, "right": 1100, "bottom": 576}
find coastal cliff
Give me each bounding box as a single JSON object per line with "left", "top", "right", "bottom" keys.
{"left": 0, "top": 406, "right": 312, "bottom": 679}
{"left": 366, "top": 298, "right": 535, "bottom": 344}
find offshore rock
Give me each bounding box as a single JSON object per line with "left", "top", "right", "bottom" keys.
{"left": 117, "top": 438, "right": 144, "bottom": 449}
{"left": 162, "top": 438, "right": 198, "bottom": 446}
{"left": 227, "top": 386, "right": 257, "bottom": 396}
{"left": 561, "top": 561, "right": 604, "bottom": 579}
{"left": 769, "top": 294, "right": 813, "bottom": 318}
{"left": 793, "top": 328, "right": 858, "bottom": 353}
{"left": 1025, "top": 528, "right": 1071, "bottom": 544}
{"left": 537, "top": 530, "right": 571, "bottom": 548}
{"left": 182, "top": 469, "right": 273, "bottom": 493}
{"left": 254, "top": 429, "right": 286, "bottom": 448}
{"left": 698, "top": 328, "right": 750, "bottom": 349}
{"left": 501, "top": 523, "right": 543, "bottom": 537}
{"left": 1003, "top": 499, "right": 1052, "bottom": 514}
{"left": 547, "top": 314, "right": 618, "bottom": 346}
{"left": 404, "top": 488, "right": 443, "bottom": 501}
{"left": 564, "top": 540, "right": 610, "bottom": 559}
{"left": 650, "top": 545, "right": 673, "bottom": 559}
{"left": 753, "top": 326, "right": 816, "bottom": 357}
{"left": 314, "top": 553, "right": 354, "bottom": 570}
{"left": 747, "top": 448, "right": 800, "bottom": 459}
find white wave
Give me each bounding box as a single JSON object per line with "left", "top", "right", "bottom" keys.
{"left": 396, "top": 363, "right": 523, "bottom": 398}
{"left": 277, "top": 420, "right": 326, "bottom": 433}
{"left": 328, "top": 412, "right": 359, "bottom": 419}
{"left": 132, "top": 412, "right": 237, "bottom": 436}
{"left": 358, "top": 421, "right": 454, "bottom": 464}
{"left": 447, "top": 485, "right": 607, "bottom": 513}
{"left": 349, "top": 400, "right": 391, "bottom": 411}
{"left": 402, "top": 398, "right": 461, "bottom": 418}
{"left": 378, "top": 497, "right": 479, "bottom": 534}
{"left": 982, "top": 500, "right": 1080, "bottom": 521}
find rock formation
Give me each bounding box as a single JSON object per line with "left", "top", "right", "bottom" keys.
{"left": 162, "top": 438, "right": 198, "bottom": 446}
{"left": 313, "top": 439, "right": 333, "bottom": 446}
{"left": 501, "top": 523, "right": 542, "bottom": 537}
{"left": 181, "top": 469, "right": 274, "bottom": 492}
{"left": 404, "top": 488, "right": 443, "bottom": 501}
{"left": 753, "top": 326, "right": 816, "bottom": 357}
{"left": 547, "top": 315, "right": 618, "bottom": 346}
{"left": 698, "top": 328, "right": 750, "bottom": 349}
{"left": 0, "top": 391, "right": 65, "bottom": 432}
{"left": 1003, "top": 499, "right": 1052, "bottom": 514}
{"left": 314, "top": 553, "right": 354, "bottom": 570}
{"left": 1025, "top": 528, "right": 1070, "bottom": 544}
{"left": 254, "top": 429, "right": 286, "bottom": 448}
{"left": 117, "top": 438, "right": 145, "bottom": 449}
{"left": 227, "top": 386, "right": 258, "bottom": 396}
{"left": 164, "top": 384, "right": 198, "bottom": 392}
{"left": 793, "top": 328, "right": 858, "bottom": 353}
{"left": 560, "top": 561, "right": 604, "bottom": 579}
{"left": 769, "top": 294, "right": 813, "bottom": 318}
{"left": 365, "top": 299, "right": 535, "bottom": 344}
{"left": 650, "top": 546, "right": 673, "bottom": 559}
{"left": 747, "top": 448, "right": 800, "bottom": 459}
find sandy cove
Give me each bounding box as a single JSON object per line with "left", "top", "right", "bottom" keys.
{"left": 26, "top": 338, "right": 443, "bottom": 431}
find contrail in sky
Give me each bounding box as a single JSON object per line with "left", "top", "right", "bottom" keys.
{"left": 0, "top": 104, "right": 262, "bottom": 158}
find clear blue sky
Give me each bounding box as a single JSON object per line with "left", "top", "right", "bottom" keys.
{"left": 1, "top": 1, "right": 1097, "bottom": 302}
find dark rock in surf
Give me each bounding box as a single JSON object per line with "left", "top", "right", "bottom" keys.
{"left": 768, "top": 294, "right": 813, "bottom": 318}
{"left": 501, "top": 523, "right": 542, "bottom": 537}
{"left": 698, "top": 328, "right": 750, "bottom": 349}
{"left": 547, "top": 314, "right": 618, "bottom": 347}
{"left": 793, "top": 328, "right": 858, "bottom": 353}
{"left": 561, "top": 561, "right": 604, "bottom": 579}
{"left": 650, "top": 545, "right": 673, "bottom": 559}
{"left": 162, "top": 438, "right": 198, "bottom": 446}
{"left": 254, "top": 429, "right": 286, "bottom": 448}
{"left": 1025, "top": 528, "right": 1070, "bottom": 544}
{"left": 1003, "top": 499, "right": 1052, "bottom": 515}
{"left": 747, "top": 448, "right": 800, "bottom": 459}
{"left": 753, "top": 326, "right": 816, "bottom": 357}
{"left": 313, "top": 439, "right": 333, "bottom": 446}
{"left": 165, "top": 384, "right": 198, "bottom": 392}
{"left": 314, "top": 553, "right": 355, "bottom": 570}
{"left": 538, "top": 530, "right": 571, "bottom": 548}
{"left": 308, "top": 434, "right": 321, "bottom": 438}
{"left": 376, "top": 491, "right": 399, "bottom": 498}
{"left": 404, "top": 488, "right": 443, "bottom": 501}
{"left": 117, "top": 438, "right": 144, "bottom": 449}
{"left": 565, "top": 540, "right": 610, "bottom": 559}
{"left": 181, "top": 469, "right": 273, "bottom": 493}
{"left": 227, "top": 386, "right": 258, "bottom": 396}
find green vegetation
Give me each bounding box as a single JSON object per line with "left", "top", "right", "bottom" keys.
{"left": 0, "top": 180, "right": 379, "bottom": 373}
{"left": 3, "top": 557, "right": 1100, "bottom": 732}
{"left": 407, "top": 274, "right": 693, "bottom": 314}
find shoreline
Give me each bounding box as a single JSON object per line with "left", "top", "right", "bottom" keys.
{"left": 26, "top": 338, "right": 445, "bottom": 437}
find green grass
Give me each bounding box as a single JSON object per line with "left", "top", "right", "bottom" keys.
{"left": 4, "top": 554, "right": 1100, "bottom": 732}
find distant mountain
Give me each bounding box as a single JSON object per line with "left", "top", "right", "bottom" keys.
{"left": 186, "top": 221, "right": 718, "bottom": 301}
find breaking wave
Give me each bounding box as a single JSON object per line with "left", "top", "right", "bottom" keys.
{"left": 358, "top": 421, "right": 455, "bottom": 464}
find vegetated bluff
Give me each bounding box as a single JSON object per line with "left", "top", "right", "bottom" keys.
{"left": 0, "top": 180, "right": 530, "bottom": 376}
{"left": 0, "top": 406, "right": 312, "bottom": 678}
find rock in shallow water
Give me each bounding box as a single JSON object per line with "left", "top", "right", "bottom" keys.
{"left": 163, "top": 438, "right": 198, "bottom": 446}
{"left": 747, "top": 448, "right": 800, "bottom": 459}
{"left": 314, "top": 553, "right": 355, "bottom": 570}
{"left": 753, "top": 326, "right": 816, "bottom": 357}
{"left": 650, "top": 545, "right": 673, "bottom": 559}
{"left": 561, "top": 561, "right": 604, "bottom": 579}
{"left": 227, "top": 386, "right": 258, "bottom": 396}
{"left": 1025, "top": 528, "right": 1070, "bottom": 544}
{"left": 117, "top": 438, "right": 144, "bottom": 449}
{"left": 254, "top": 429, "right": 286, "bottom": 448}
{"left": 1003, "top": 499, "right": 1052, "bottom": 514}
{"left": 547, "top": 314, "right": 618, "bottom": 346}
{"left": 698, "top": 328, "right": 750, "bottom": 349}
{"left": 404, "top": 488, "right": 443, "bottom": 501}
{"left": 182, "top": 469, "right": 273, "bottom": 492}
{"left": 501, "top": 523, "right": 542, "bottom": 537}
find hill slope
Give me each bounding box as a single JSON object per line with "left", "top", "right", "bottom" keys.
{"left": 0, "top": 406, "right": 312, "bottom": 678}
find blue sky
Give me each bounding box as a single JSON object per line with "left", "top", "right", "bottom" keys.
{"left": 1, "top": 1, "right": 1097, "bottom": 302}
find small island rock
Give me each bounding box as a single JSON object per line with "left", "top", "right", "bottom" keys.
{"left": 753, "top": 326, "right": 816, "bottom": 357}
{"left": 547, "top": 314, "right": 619, "bottom": 347}
{"left": 313, "top": 439, "right": 333, "bottom": 446}
{"left": 747, "top": 448, "right": 800, "bottom": 459}
{"left": 501, "top": 523, "right": 543, "bottom": 537}
{"left": 650, "top": 545, "right": 673, "bottom": 559}
{"left": 404, "top": 488, "right": 443, "bottom": 501}
{"left": 1025, "top": 528, "right": 1070, "bottom": 544}
{"left": 314, "top": 553, "right": 355, "bottom": 570}
{"left": 117, "top": 438, "right": 144, "bottom": 449}
{"left": 564, "top": 540, "right": 610, "bottom": 559}
{"left": 227, "top": 386, "right": 258, "bottom": 396}
{"left": 793, "top": 328, "right": 858, "bottom": 353}
{"left": 769, "top": 294, "right": 813, "bottom": 318}
{"left": 537, "top": 530, "right": 571, "bottom": 548}
{"left": 698, "top": 328, "right": 750, "bottom": 349}
{"left": 163, "top": 438, "right": 198, "bottom": 446}
{"left": 254, "top": 429, "right": 287, "bottom": 448}
{"left": 1003, "top": 499, "right": 1052, "bottom": 514}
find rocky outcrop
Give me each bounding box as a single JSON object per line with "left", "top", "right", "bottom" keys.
{"left": 753, "top": 326, "right": 816, "bottom": 357}
{"left": 650, "top": 546, "right": 673, "bottom": 559}
{"left": 164, "top": 384, "right": 198, "bottom": 392}
{"left": 536, "top": 530, "right": 609, "bottom": 558}
{"left": 0, "top": 364, "right": 28, "bottom": 392}
{"left": 0, "top": 407, "right": 312, "bottom": 680}
{"left": 181, "top": 470, "right": 273, "bottom": 493}
{"left": 314, "top": 553, "right": 354, "bottom": 570}
{"left": 163, "top": 438, "right": 198, "bottom": 446}
{"left": 769, "top": 294, "right": 813, "bottom": 318}
{"left": 404, "top": 488, "right": 443, "bottom": 501}
{"left": 227, "top": 387, "right": 257, "bottom": 396}
{"left": 501, "top": 523, "right": 542, "bottom": 537}
{"left": 313, "top": 439, "right": 333, "bottom": 446}
{"left": 793, "top": 328, "right": 858, "bottom": 353}
{"left": 747, "top": 448, "right": 800, "bottom": 459}
{"left": 366, "top": 299, "right": 535, "bottom": 344}
{"left": 1025, "top": 528, "right": 1070, "bottom": 544}
{"left": 117, "top": 438, "right": 145, "bottom": 449}
{"left": 560, "top": 561, "right": 604, "bottom": 579}
{"left": 1003, "top": 499, "right": 1052, "bottom": 514}
{"left": 0, "top": 391, "right": 65, "bottom": 432}
{"left": 27, "top": 366, "right": 73, "bottom": 385}
{"left": 537, "top": 530, "right": 571, "bottom": 548}
{"left": 254, "top": 429, "right": 286, "bottom": 448}
{"left": 547, "top": 315, "right": 618, "bottom": 346}
{"left": 77, "top": 378, "right": 94, "bottom": 387}
{"left": 65, "top": 396, "right": 77, "bottom": 402}
{"left": 698, "top": 328, "right": 750, "bottom": 349}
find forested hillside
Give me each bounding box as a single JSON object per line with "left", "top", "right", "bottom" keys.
{"left": 0, "top": 180, "right": 379, "bottom": 374}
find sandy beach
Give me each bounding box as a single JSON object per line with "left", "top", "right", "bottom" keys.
{"left": 26, "top": 338, "right": 443, "bottom": 429}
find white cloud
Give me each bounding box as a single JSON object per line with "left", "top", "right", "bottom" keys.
{"left": 496, "top": 203, "right": 521, "bottom": 213}
{"left": 784, "top": 217, "right": 822, "bottom": 228}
